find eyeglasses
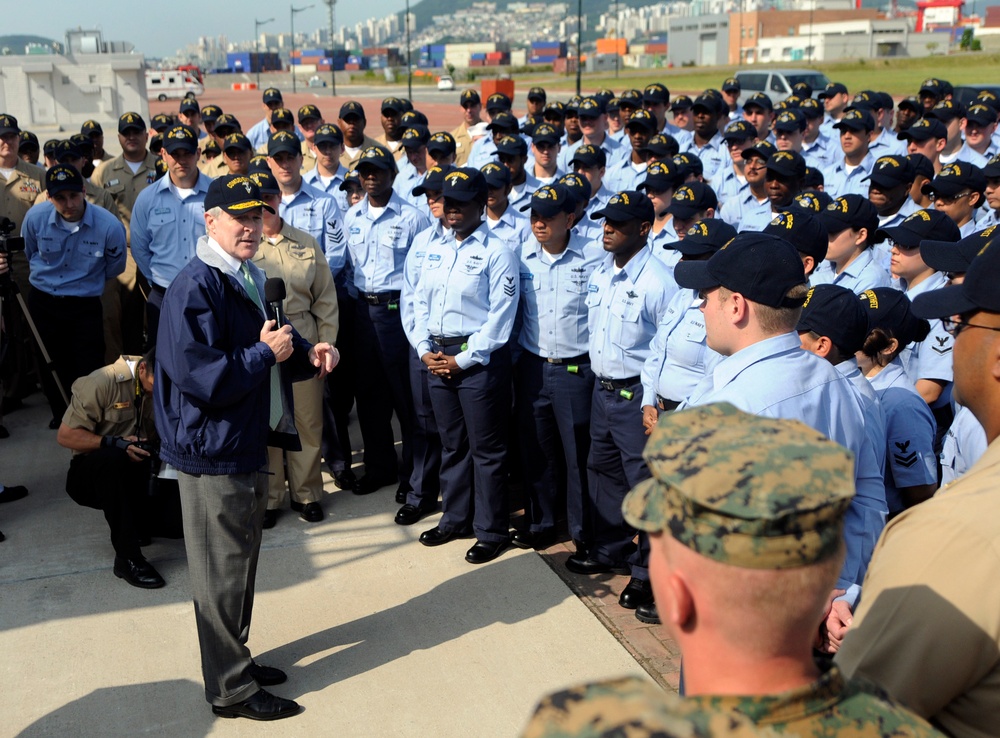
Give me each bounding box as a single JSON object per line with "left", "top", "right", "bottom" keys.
{"left": 941, "top": 315, "right": 1000, "bottom": 336}
{"left": 932, "top": 191, "right": 971, "bottom": 205}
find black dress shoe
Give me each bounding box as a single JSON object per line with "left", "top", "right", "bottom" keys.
{"left": 418, "top": 525, "right": 470, "bottom": 547}
{"left": 618, "top": 577, "right": 654, "bottom": 610}
{"left": 511, "top": 529, "right": 557, "bottom": 550}
{"left": 0, "top": 485, "right": 28, "bottom": 503}
{"left": 565, "top": 553, "right": 629, "bottom": 576}
{"left": 394, "top": 502, "right": 436, "bottom": 526}
{"left": 331, "top": 469, "right": 357, "bottom": 491}
{"left": 465, "top": 539, "right": 508, "bottom": 564}
{"left": 635, "top": 600, "right": 661, "bottom": 625}
{"left": 291, "top": 501, "right": 323, "bottom": 523}
{"left": 248, "top": 660, "right": 287, "bottom": 686}
{"left": 211, "top": 689, "right": 301, "bottom": 721}
{"left": 113, "top": 556, "right": 165, "bottom": 589}
{"left": 354, "top": 474, "right": 397, "bottom": 496}
{"left": 262, "top": 509, "right": 279, "bottom": 529}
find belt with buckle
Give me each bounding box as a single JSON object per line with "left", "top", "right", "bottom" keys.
{"left": 429, "top": 334, "right": 471, "bottom": 348}
{"left": 597, "top": 375, "right": 640, "bottom": 391}
{"left": 538, "top": 352, "right": 589, "bottom": 365}
{"left": 657, "top": 395, "right": 680, "bottom": 412}
{"left": 360, "top": 290, "right": 400, "bottom": 306}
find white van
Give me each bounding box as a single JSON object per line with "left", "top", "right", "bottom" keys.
{"left": 734, "top": 68, "right": 830, "bottom": 107}
{"left": 144, "top": 70, "right": 205, "bottom": 102}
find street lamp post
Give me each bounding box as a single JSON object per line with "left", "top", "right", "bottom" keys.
{"left": 575, "top": 0, "right": 582, "bottom": 96}
{"left": 324, "top": 0, "right": 336, "bottom": 96}
{"left": 291, "top": 3, "right": 315, "bottom": 94}
{"left": 406, "top": 0, "right": 412, "bottom": 100}
{"left": 254, "top": 17, "right": 274, "bottom": 90}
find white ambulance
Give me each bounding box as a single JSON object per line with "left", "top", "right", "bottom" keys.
{"left": 144, "top": 70, "right": 205, "bottom": 101}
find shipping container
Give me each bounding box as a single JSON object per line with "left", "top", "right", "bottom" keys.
{"left": 431, "top": 45, "right": 446, "bottom": 52}
{"left": 531, "top": 55, "right": 559, "bottom": 64}
{"left": 596, "top": 38, "right": 628, "bottom": 55}
{"left": 532, "top": 41, "right": 563, "bottom": 49}
{"left": 645, "top": 43, "right": 668, "bottom": 54}
{"left": 345, "top": 63, "right": 361, "bottom": 71}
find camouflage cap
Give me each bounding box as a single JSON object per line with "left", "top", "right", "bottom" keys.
{"left": 622, "top": 403, "right": 855, "bottom": 569}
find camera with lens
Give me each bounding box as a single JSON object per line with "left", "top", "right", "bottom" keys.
{"left": 0, "top": 217, "right": 25, "bottom": 254}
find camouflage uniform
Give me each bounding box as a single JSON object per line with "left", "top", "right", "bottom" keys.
{"left": 522, "top": 404, "right": 945, "bottom": 738}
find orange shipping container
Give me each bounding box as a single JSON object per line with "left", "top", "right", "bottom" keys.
{"left": 482, "top": 78, "right": 515, "bottom": 101}
{"left": 596, "top": 38, "right": 628, "bottom": 55}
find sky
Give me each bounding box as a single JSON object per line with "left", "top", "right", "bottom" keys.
{"left": 12, "top": 0, "right": 410, "bottom": 58}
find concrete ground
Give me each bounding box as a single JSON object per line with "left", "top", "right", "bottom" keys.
{"left": 0, "top": 395, "right": 677, "bottom": 737}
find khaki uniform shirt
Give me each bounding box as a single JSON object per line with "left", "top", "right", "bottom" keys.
{"left": 301, "top": 139, "right": 317, "bottom": 174}
{"left": 0, "top": 159, "right": 45, "bottom": 233}
{"left": 374, "top": 133, "right": 406, "bottom": 161}
{"left": 339, "top": 134, "right": 381, "bottom": 170}
{"left": 837, "top": 439, "right": 1000, "bottom": 738}
{"left": 250, "top": 222, "right": 339, "bottom": 346}
{"left": 198, "top": 155, "right": 228, "bottom": 178}
{"left": 61, "top": 355, "right": 157, "bottom": 455}
{"left": 451, "top": 122, "right": 475, "bottom": 166}
{"left": 92, "top": 153, "right": 160, "bottom": 236}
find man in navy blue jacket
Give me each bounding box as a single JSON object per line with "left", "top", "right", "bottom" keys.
{"left": 155, "top": 174, "right": 337, "bottom": 721}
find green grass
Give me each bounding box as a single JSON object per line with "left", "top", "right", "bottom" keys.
{"left": 510, "top": 52, "right": 1000, "bottom": 99}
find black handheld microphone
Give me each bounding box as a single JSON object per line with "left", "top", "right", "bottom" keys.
{"left": 264, "top": 277, "right": 287, "bottom": 327}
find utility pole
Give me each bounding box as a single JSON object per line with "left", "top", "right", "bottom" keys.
{"left": 575, "top": 0, "right": 582, "bottom": 95}
{"left": 291, "top": 4, "right": 315, "bottom": 94}
{"left": 325, "top": 0, "right": 336, "bottom": 96}
{"left": 406, "top": 0, "right": 412, "bottom": 101}
{"left": 254, "top": 17, "right": 274, "bottom": 90}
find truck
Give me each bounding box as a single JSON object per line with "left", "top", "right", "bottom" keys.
{"left": 144, "top": 69, "right": 205, "bottom": 101}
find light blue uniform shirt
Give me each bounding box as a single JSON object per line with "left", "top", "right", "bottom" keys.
{"left": 585, "top": 247, "right": 677, "bottom": 406}
{"left": 279, "top": 182, "right": 348, "bottom": 281}
{"left": 603, "top": 156, "right": 649, "bottom": 194}
{"left": 825, "top": 152, "right": 876, "bottom": 199}
{"left": 508, "top": 172, "right": 542, "bottom": 212}
{"left": 900, "top": 272, "right": 953, "bottom": 406}
{"left": 648, "top": 222, "right": 681, "bottom": 278}
{"left": 868, "top": 128, "right": 907, "bottom": 159}
{"left": 738, "top": 201, "right": 779, "bottom": 232}
{"left": 713, "top": 165, "right": 745, "bottom": 208}
{"left": 940, "top": 404, "right": 988, "bottom": 486}
{"left": 683, "top": 133, "right": 726, "bottom": 183}
{"left": 131, "top": 173, "right": 211, "bottom": 288}
{"left": 683, "top": 332, "right": 888, "bottom": 588}
{"left": 810, "top": 248, "right": 892, "bottom": 293}
{"left": 719, "top": 188, "right": 769, "bottom": 229}
{"left": 517, "top": 232, "right": 602, "bottom": 358}
{"left": 402, "top": 220, "right": 449, "bottom": 348}
{"left": 411, "top": 221, "right": 519, "bottom": 369}
{"left": 486, "top": 204, "right": 531, "bottom": 247}
{"left": 302, "top": 164, "right": 349, "bottom": 215}
{"left": 344, "top": 191, "right": 429, "bottom": 294}
{"left": 641, "top": 289, "right": 724, "bottom": 404}
{"left": 22, "top": 201, "right": 126, "bottom": 297}
{"left": 870, "top": 358, "right": 939, "bottom": 514}
{"left": 246, "top": 118, "right": 304, "bottom": 151}
{"left": 803, "top": 132, "right": 840, "bottom": 175}
{"left": 953, "top": 142, "right": 997, "bottom": 169}
{"left": 560, "top": 134, "right": 626, "bottom": 173}
{"left": 467, "top": 136, "right": 498, "bottom": 170}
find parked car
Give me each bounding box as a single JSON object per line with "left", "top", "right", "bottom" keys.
{"left": 437, "top": 75, "right": 455, "bottom": 91}
{"left": 734, "top": 68, "right": 831, "bottom": 107}
{"left": 308, "top": 75, "right": 327, "bottom": 88}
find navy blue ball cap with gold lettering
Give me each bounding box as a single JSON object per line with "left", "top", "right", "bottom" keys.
{"left": 179, "top": 97, "right": 200, "bottom": 115}
{"left": 205, "top": 173, "right": 275, "bottom": 215}
{"left": 460, "top": 89, "right": 481, "bottom": 107}
{"left": 570, "top": 144, "right": 607, "bottom": 169}
{"left": 921, "top": 160, "right": 987, "bottom": 200}
{"left": 45, "top": 164, "right": 84, "bottom": 196}
{"left": 401, "top": 124, "right": 430, "bottom": 149}
{"left": 442, "top": 167, "right": 488, "bottom": 202}
{"left": 668, "top": 219, "right": 737, "bottom": 256}
{"left": 898, "top": 117, "right": 947, "bottom": 142}
{"left": 557, "top": 172, "right": 591, "bottom": 204}
{"left": 486, "top": 92, "right": 512, "bottom": 113}
{"left": 427, "top": 131, "right": 457, "bottom": 156}
{"left": 314, "top": 123, "right": 343, "bottom": 146}
{"left": 480, "top": 161, "right": 511, "bottom": 189}
{"left": 0, "top": 113, "right": 20, "bottom": 136}
{"left": 865, "top": 155, "right": 914, "bottom": 189}
{"left": 591, "top": 190, "right": 655, "bottom": 223}
{"left": 356, "top": 144, "right": 396, "bottom": 171}
{"left": 118, "top": 112, "right": 146, "bottom": 134}
{"left": 912, "top": 232, "right": 1000, "bottom": 317}
{"left": 263, "top": 87, "right": 283, "bottom": 104}
{"left": 519, "top": 183, "right": 574, "bottom": 217}
{"left": 339, "top": 101, "right": 366, "bottom": 120}
{"left": 833, "top": 108, "right": 874, "bottom": 132}
{"left": 162, "top": 124, "right": 199, "bottom": 154}
{"left": 876, "top": 208, "right": 961, "bottom": 248}
{"left": 797, "top": 284, "right": 871, "bottom": 355}
{"left": 764, "top": 210, "right": 829, "bottom": 261}
{"left": 495, "top": 134, "right": 528, "bottom": 157}
{"left": 412, "top": 165, "right": 454, "bottom": 196}
{"left": 639, "top": 159, "right": 682, "bottom": 193}
{"left": 200, "top": 105, "right": 222, "bottom": 123}
{"left": 921, "top": 227, "right": 998, "bottom": 276}
{"left": 267, "top": 130, "right": 301, "bottom": 157}
{"left": 81, "top": 119, "right": 103, "bottom": 136}
{"left": 859, "top": 288, "right": 930, "bottom": 346}
{"left": 213, "top": 113, "right": 241, "bottom": 135}
{"left": 298, "top": 104, "right": 322, "bottom": 123}
{"left": 667, "top": 182, "right": 718, "bottom": 219}
{"left": 766, "top": 150, "right": 807, "bottom": 179}
{"left": 249, "top": 170, "right": 280, "bottom": 195}
{"left": 817, "top": 194, "right": 879, "bottom": 236}
{"left": 527, "top": 87, "right": 547, "bottom": 103}
{"left": 675, "top": 231, "right": 807, "bottom": 308}
{"left": 222, "top": 132, "right": 252, "bottom": 153}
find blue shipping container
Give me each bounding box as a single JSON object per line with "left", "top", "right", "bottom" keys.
{"left": 531, "top": 55, "right": 558, "bottom": 63}
{"left": 431, "top": 45, "right": 446, "bottom": 52}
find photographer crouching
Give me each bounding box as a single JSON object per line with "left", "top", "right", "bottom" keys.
{"left": 56, "top": 348, "right": 181, "bottom": 588}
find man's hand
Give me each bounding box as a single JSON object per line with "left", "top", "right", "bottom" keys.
{"left": 0, "top": 252, "right": 8, "bottom": 275}
{"left": 822, "top": 600, "right": 854, "bottom": 654}
{"left": 260, "top": 320, "right": 294, "bottom": 362}
{"left": 309, "top": 342, "right": 339, "bottom": 379}
{"left": 121, "top": 435, "right": 152, "bottom": 462}
{"left": 422, "top": 351, "right": 449, "bottom": 374}
{"left": 642, "top": 405, "right": 658, "bottom": 435}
